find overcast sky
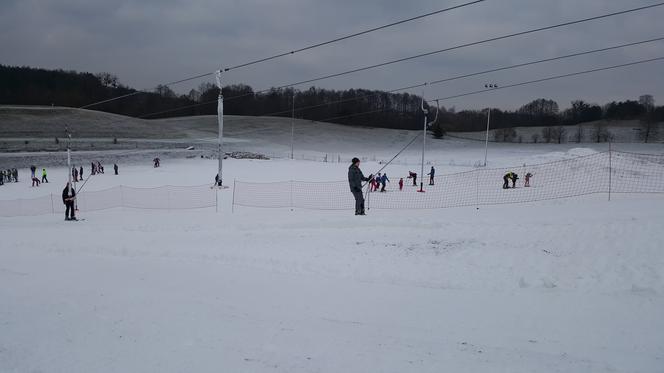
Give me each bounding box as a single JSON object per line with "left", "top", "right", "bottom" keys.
{"left": 2, "top": 0, "right": 664, "bottom": 111}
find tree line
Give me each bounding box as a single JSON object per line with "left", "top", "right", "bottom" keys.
{"left": 2, "top": 65, "right": 663, "bottom": 137}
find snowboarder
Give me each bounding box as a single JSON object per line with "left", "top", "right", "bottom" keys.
{"left": 399, "top": 178, "right": 404, "bottom": 191}
{"left": 114, "top": 163, "right": 119, "bottom": 175}
{"left": 62, "top": 182, "right": 76, "bottom": 221}
{"left": 348, "top": 157, "right": 371, "bottom": 215}
{"left": 380, "top": 173, "right": 390, "bottom": 192}
{"left": 41, "top": 168, "right": 48, "bottom": 183}
{"left": 428, "top": 166, "right": 435, "bottom": 185}
{"left": 524, "top": 172, "right": 533, "bottom": 187}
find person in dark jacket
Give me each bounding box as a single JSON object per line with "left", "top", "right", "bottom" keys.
{"left": 428, "top": 166, "right": 435, "bottom": 185}
{"left": 79, "top": 166, "right": 84, "bottom": 180}
{"left": 62, "top": 182, "right": 76, "bottom": 220}
{"left": 114, "top": 163, "right": 119, "bottom": 175}
{"left": 348, "top": 157, "right": 372, "bottom": 215}
{"left": 503, "top": 172, "right": 512, "bottom": 189}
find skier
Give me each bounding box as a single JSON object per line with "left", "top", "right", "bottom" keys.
{"left": 408, "top": 171, "right": 417, "bottom": 186}
{"left": 399, "top": 178, "right": 404, "bottom": 191}
{"left": 41, "top": 168, "right": 48, "bottom": 183}
{"left": 380, "top": 173, "right": 390, "bottom": 192}
{"left": 511, "top": 173, "right": 519, "bottom": 188}
{"left": 62, "top": 182, "right": 76, "bottom": 221}
{"left": 348, "top": 157, "right": 372, "bottom": 216}
{"left": 428, "top": 166, "right": 435, "bottom": 185}
{"left": 114, "top": 163, "right": 119, "bottom": 175}
{"left": 524, "top": 172, "right": 533, "bottom": 187}
{"left": 503, "top": 172, "right": 513, "bottom": 189}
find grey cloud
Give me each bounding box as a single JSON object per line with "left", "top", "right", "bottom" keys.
{"left": 1, "top": 0, "right": 663, "bottom": 110}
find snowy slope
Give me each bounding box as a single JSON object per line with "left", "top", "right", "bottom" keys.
{"left": 1, "top": 143, "right": 664, "bottom": 372}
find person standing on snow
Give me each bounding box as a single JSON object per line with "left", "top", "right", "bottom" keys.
{"left": 41, "top": 168, "right": 48, "bottom": 183}
{"left": 428, "top": 166, "right": 435, "bottom": 185}
{"left": 62, "top": 182, "right": 76, "bottom": 221}
{"left": 524, "top": 172, "right": 533, "bottom": 187}
{"left": 380, "top": 173, "right": 390, "bottom": 192}
{"left": 79, "top": 166, "right": 84, "bottom": 180}
{"left": 503, "top": 172, "right": 513, "bottom": 189}
{"left": 348, "top": 157, "right": 372, "bottom": 216}
{"left": 114, "top": 163, "right": 119, "bottom": 175}
{"left": 399, "top": 178, "right": 404, "bottom": 191}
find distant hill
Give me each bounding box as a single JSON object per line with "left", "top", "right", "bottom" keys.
{"left": 2, "top": 106, "right": 661, "bottom": 148}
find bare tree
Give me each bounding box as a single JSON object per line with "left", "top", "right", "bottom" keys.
{"left": 551, "top": 126, "right": 567, "bottom": 144}
{"left": 573, "top": 126, "right": 583, "bottom": 143}
{"left": 95, "top": 72, "right": 119, "bottom": 88}
{"left": 592, "top": 123, "right": 613, "bottom": 143}
{"left": 494, "top": 128, "right": 516, "bottom": 142}
{"left": 541, "top": 127, "right": 553, "bottom": 143}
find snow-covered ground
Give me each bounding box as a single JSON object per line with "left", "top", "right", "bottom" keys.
{"left": 1, "top": 141, "right": 664, "bottom": 372}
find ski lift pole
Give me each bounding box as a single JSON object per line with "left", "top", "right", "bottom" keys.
{"left": 418, "top": 92, "right": 428, "bottom": 193}
{"left": 215, "top": 70, "right": 224, "bottom": 186}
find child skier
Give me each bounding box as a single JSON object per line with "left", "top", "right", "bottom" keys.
{"left": 524, "top": 172, "right": 533, "bottom": 187}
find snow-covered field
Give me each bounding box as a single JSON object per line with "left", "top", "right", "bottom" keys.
{"left": 1, "top": 141, "right": 664, "bottom": 372}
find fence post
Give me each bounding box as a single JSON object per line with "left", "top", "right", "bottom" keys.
{"left": 608, "top": 142, "right": 612, "bottom": 201}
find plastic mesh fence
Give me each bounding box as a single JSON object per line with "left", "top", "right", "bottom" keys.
{"left": 233, "top": 151, "right": 664, "bottom": 210}
{"left": 0, "top": 184, "right": 216, "bottom": 217}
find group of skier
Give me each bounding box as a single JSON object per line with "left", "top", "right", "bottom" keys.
{"left": 0, "top": 168, "right": 19, "bottom": 185}
{"left": 349, "top": 157, "right": 539, "bottom": 215}
{"left": 28, "top": 165, "right": 48, "bottom": 187}
{"left": 502, "top": 171, "right": 533, "bottom": 189}
{"left": 348, "top": 159, "right": 439, "bottom": 215}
